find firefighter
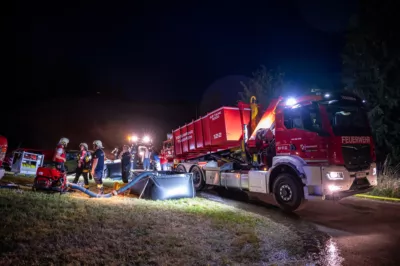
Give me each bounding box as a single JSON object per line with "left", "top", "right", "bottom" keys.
{"left": 160, "top": 152, "right": 168, "bottom": 171}
{"left": 91, "top": 140, "right": 105, "bottom": 194}
{"left": 72, "top": 143, "right": 92, "bottom": 188}
{"left": 138, "top": 145, "right": 150, "bottom": 170}
{"left": 52, "top": 137, "right": 69, "bottom": 172}
{"left": 111, "top": 147, "right": 119, "bottom": 160}
{"left": 119, "top": 144, "right": 132, "bottom": 183}
{"left": 150, "top": 148, "right": 161, "bottom": 170}
{"left": 130, "top": 143, "right": 138, "bottom": 170}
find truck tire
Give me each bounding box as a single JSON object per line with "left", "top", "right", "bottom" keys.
{"left": 190, "top": 165, "right": 205, "bottom": 191}
{"left": 176, "top": 164, "right": 186, "bottom": 173}
{"left": 272, "top": 173, "right": 304, "bottom": 212}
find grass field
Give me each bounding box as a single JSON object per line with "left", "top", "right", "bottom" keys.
{"left": 0, "top": 175, "right": 314, "bottom": 265}
{"left": 368, "top": 165, "right": 400, "bottom": 199}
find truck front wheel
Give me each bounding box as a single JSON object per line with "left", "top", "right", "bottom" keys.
{"left": 176, "top": 164, "right": 186, "bottom": 173}
{"left": 272, "top": 173, "right": 304, "bottom": 212}
{"left": 190, "top": 165, "right": 205, "bottom": 191}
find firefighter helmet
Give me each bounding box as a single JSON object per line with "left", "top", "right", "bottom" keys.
{"left": 59, "top": 137, "right": 69, "bottom": 146}
{"left": 79, "top": 143, "right": 88, "bottom": 150}
{"left": 93, "top": 140, "right": 104, "bottom": 148}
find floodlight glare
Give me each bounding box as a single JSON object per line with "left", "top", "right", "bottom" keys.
{"left": 286, "top": 98, "right": 297, "bottom": 106}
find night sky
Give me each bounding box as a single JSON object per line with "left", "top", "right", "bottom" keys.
{"left": 4, "top": 0, "right": 356, "bottom": 151}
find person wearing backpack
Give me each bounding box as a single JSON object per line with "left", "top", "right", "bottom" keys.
{"left": 72, "top": 143, "right": 92, "bottom": 189}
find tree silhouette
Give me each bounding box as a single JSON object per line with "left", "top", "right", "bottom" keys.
{"left": 239, "top": 66, "right": 286, "bottom": 110}
{"left": 342, "top": 0, "right": 400, "bottom": 164}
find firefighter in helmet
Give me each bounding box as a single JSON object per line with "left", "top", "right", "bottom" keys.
{"left": 52, "top": 137, "right": 69, "bottom": 172}
{"left": 72, "top": 143, "right": 92, "bottom": 188}
{"left": 90, "top": 140, "right": 105, "bottom": 194}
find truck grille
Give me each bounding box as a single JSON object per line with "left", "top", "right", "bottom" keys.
{"left": 341, "top": 144, "right": 371, "bottom": 171}
{"left": 350, "top": 177, "right": 371, "bottom": 190}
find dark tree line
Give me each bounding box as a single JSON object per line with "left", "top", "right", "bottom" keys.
{"left": 342, "top": 0, "right": 400, "bottom": 165}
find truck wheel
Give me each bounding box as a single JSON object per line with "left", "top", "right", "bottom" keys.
{"left": 176, "top": 164, "right": 186, "bottom": 173}
{"left": 190, "top": 165, "right": 205, "bottom": 191}
{"left": 272, "top": 173, "right": 304, "bottom": 212}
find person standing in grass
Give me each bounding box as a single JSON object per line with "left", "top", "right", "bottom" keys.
{"left": 91, "top": 140, "right": 105, "bottom": 194}
{"left": 119, "top": 144, "right": 132, "bottom": 183}
{"left": 72, "top": 143, "right": 91, "bottom": 189}
{"left": 52, "top": 137, "right": 69, "bottom": 173}
{"left": 138, "top": 145, "right": 150, "bottom": 170}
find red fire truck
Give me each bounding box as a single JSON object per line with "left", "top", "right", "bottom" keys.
{"left": 0, "top": 135, "right": 8, "bottom": 179}
{"left": 161, "top": 92, "right": 377, "bottom": 211}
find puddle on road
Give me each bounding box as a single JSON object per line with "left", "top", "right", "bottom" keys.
{"left": 199, "top": 191, "right": 345, "bottom": 265}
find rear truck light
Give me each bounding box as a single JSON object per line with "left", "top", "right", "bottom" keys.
{"left": 326, "top": 171, "right": 344, "bottom": 180}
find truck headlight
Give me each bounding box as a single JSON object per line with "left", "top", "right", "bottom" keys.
{"left": 373, "top": 167, "right": 377, "bottom": 176}
{"left": 326, "top": 171, "right": 344, "bottom": 180}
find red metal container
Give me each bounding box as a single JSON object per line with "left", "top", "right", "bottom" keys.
{"left": 194, "top": 119, "right": 204, "bottom": 149}
{"left": 173, "top": 106, "right": 250, "bottom": 159}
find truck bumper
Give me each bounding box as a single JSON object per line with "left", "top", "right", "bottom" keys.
{"left": 304, "top": 163, "right": 377, "bottom": 201}
{"left": 324, "top": 186, "right": 374, "bottom": 200}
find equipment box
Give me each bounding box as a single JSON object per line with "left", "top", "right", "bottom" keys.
{"left": 11, "top": 151, "right": 44, "bottom": 175}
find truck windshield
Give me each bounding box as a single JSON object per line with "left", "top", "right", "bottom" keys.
{"left": 325, "top": 103, "right": 370, "bottom": 136}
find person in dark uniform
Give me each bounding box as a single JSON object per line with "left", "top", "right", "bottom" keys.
{"left": 130, "top": 143, "right": 138, "bottom": 170}
{"left": 72, "top": 143, "right": 92, "bottom": 189}
{"left": 119, "top": 144, "right": 132, "bottom": 183}
{"left": 90, "top": 140, "right": 105, "bottom": 194}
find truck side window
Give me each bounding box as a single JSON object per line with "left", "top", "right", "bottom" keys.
{"left": 283, "top": 109, "right": 302, "bottom": 129}
{"left": 283, "top": 109, "right": 293, "bottom": 129}
{"left": 301, "top": 105, "right": 322, "bottom": 132}
{"left": 283, "top": 105, "right": 322, "bottom": 132}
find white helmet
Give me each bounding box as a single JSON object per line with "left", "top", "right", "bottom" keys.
{"left": 59, "top": 137, "right": 69, "bottom": 146}
{"left": 79, "top": 143, "right": 88, "bottom": 150}
{"left": 93, "top": 140, "right": 104, "bottom": 148}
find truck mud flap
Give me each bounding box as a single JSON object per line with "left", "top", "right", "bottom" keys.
{"left": 130, "top": 172, "right": 195, "bottom": 200}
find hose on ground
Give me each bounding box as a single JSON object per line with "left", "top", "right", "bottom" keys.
{"left": 67, "top": 171, "right": 153, "bottom": 198}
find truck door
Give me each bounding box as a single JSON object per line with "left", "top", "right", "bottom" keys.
{"left": 277, "top": 103, "right": 329, "bottom": 162}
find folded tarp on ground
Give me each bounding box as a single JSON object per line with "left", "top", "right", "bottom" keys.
{"left": 130, "top": 171, "right": 195, "bottom": 200}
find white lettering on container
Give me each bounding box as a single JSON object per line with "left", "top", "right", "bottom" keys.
{"left": 213, "top": 132, "right": 222, "bottom": 139}
{"left": 175, "top": 130, "right": 194, "bottom": 143}
{"left": 210, "top": 111, "right": 222, "bottom": 121}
